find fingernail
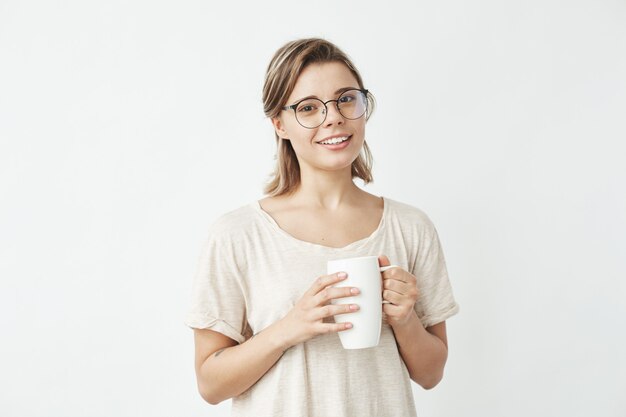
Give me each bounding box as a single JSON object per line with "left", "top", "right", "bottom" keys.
{"left": 338, "top": 272, "right": 347, "bottom": 278}
{"left": 345, "top": 323, "right": 353, "bottom": 329}
{"left": 350, "top": 288, "right": 360, "bottom": 294}
{"left": 350, "top": 304, "right": 358, "bottom": 311}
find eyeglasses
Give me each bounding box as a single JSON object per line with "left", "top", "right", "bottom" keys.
{"left": 282, "top": 88, "right": 369, "bottom": 129}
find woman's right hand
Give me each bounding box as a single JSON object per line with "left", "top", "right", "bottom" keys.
{"left": 276, "top": 272, "right": 361, "bottom": 350}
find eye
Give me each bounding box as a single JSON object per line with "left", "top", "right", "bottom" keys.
{"left": 297, "top": 102, "right": 318, "bottom": 113}
{"left": 339, "top": 93, "right": 356, "bottom": 103}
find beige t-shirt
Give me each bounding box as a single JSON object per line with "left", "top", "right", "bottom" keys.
{"left": 185, "top": 196, "right": 459, "bottom": 417}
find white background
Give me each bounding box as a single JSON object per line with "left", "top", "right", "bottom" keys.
{"left": 1, "top": 0, "right": 625, "bottom": 416}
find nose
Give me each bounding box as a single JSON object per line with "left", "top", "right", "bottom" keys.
{"left": 323, "top": 101, "right": 344, "bottom": 126}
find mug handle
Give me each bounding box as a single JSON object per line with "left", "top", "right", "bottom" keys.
{"left": 379, "top": 264, "right": 398, "bottom": 304}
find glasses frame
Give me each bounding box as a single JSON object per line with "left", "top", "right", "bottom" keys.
{"left": 282, "top": 88, "right": 369, "bottom": 129}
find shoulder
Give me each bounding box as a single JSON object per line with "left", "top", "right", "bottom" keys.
{"left": 384, "top": 197, "right": 437, "bottom": 232}
{"left": 204, "top": 203, "right": 260, "bottom": 245}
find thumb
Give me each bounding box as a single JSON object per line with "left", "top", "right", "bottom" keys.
{"left": 378, "top": 255, "right": 391, "bottom": 267}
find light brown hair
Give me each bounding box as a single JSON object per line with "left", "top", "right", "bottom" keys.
{"left": 262, "top": 38, "right": 376, "bottom": 196}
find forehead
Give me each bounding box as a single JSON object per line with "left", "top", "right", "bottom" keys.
{"left": 288, "top": 62, "right": 360, "bottom": 100}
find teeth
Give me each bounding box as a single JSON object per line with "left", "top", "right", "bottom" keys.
{"left": 319, "top": 136, "right": 349, "bottom": 145}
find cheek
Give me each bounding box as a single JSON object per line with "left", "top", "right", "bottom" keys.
{"left": 284, "top": 120, "right": 316, "bottom": 142}
{"left": 351, "top": 125, "right": 367, "bottom": 146}
{"left": 287, "top": 132, "right": 317, "bottom": 154}
{"left": 294, "top": 132, "right": 317, "bottom": 144}
{"left": 352, "top": 119, "right": 366, "bottom": 137}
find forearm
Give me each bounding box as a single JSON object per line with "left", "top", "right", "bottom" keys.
{"left": 198, "top": 322, "right": 288, "bottom": 404}
{"left": 390, "top": 311, "right": 448, "bottom": 389}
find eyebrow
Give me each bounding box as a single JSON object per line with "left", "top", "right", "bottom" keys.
{"left": 290, "top": 86, "right": 359, "bottom": 104}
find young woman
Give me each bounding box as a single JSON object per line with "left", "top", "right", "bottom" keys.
{"left": 185, "top": 38, "right": 459, "bottom": 417}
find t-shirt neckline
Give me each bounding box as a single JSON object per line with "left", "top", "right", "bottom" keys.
{"left": 252, "top": 196, "right": 389, "bottom": 251}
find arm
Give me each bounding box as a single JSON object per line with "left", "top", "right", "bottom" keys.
{"left": 193, "top": 272, "right": 359, "bottom": 405}
{"left": 193, "top": 323, "right": 288, "bottom": 405}
{"left": 390, "top": 316, "right": 449, "bottom": 389}
{"left": 378, "top": 255, "right": 451, "bottom": 389}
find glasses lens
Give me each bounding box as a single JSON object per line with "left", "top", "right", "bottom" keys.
{"left": 295, "top": 98, "right": 325, "bottom": 128}
{"left": 337, "top": 89, "right": 367, "bottom": 120}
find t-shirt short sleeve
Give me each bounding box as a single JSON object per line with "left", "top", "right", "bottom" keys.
{"left": 184, "top": 224, "right": 249, "bottom": 344}
{"left": 411, "top": 214, "right": 460, "bottom": 328}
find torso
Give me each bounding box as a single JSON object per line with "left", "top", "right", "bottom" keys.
{"left": 258, "top": 191, "right": 384, "bottom": 248}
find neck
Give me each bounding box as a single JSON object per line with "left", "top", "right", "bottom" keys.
{"left": 290, "top": 165, "right": 361, "bottom": 210}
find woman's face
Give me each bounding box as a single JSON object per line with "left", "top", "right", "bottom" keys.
{"left": 272, "top": 62, "right": 366, "bottom": 175}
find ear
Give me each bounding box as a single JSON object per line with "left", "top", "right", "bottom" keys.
{"left": 271, "top": 116, "right": 290, "bottom": 140}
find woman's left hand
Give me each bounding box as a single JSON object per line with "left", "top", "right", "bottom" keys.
{"left": 378, "top": 255, "right": 420, "bottom": 327}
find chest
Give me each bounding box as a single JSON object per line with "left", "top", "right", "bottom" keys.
{"left": 241, "top": 237, "right": 413, "bottom": 335}
{"left": 273, "top": 208, "right": 381, "bottom": 248}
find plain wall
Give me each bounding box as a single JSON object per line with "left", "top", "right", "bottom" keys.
{"left": 1, "top": 0, "right": 625, "bottom": 416}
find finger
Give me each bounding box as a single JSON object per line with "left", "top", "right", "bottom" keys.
{"left": 313, "top": 303, "right": 359, "bottom": 321}
{"left": 319, "top": 321, "right": 353, "bottom": 334}
{"left": 306, "top": 272, "right": 348, "bottom": 297}
{"left": 383, "top": 278, "right": 411, "bottom": 293}
{"left": 313, "top": 285, "right": 360, "bottom": 306}
{"left": 382, "top": 267, "right": 410, "bottom": 283}
{"left": 382, "top": 289, "right": 404, "bottom": 305}
{"left": 383, "top": 302, "right": 405, "bottom": 316}
{"left": 378, "top": 255, "right": 391, "bottom": 268}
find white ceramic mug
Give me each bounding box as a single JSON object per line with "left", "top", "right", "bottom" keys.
{"left": 327, "top": 256, "right": 398, "bottom": 349}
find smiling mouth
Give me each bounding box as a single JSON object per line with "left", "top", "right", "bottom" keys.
{"left": 317, "top": 135, "right": 352, "bottom": 145}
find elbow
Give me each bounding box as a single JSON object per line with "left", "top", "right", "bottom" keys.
{"left": 199, "top": 389, "right": 222, "bottom": 406}
{"left": 415, "top": 345, "right": 448, "bottom": 390}
{"left": 412, "top": 371, "right": 444, "bottom": 390}
{"left": 198, "top": 382, "right": 225, "bottom": 406}
{"left": 200, "top": 392, "right": 218, "bottom": 406}
{"left": 420, "top": 377, "right": 442, "bottom": 390}
{"left": 199, "top": 386, "right": 216, "bottom": 405}
{"left": 196, "top": 357, "right": 231, "bottom": 405}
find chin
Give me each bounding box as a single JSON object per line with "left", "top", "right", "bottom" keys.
{"left": 323, "top": 155, "right": 361, "bottom": 172}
